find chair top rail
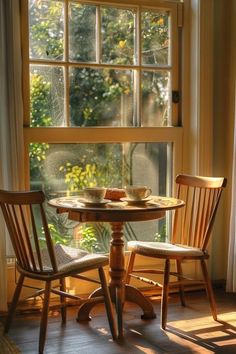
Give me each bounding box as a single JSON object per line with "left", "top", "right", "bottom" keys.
{"left": 0, "top": 189, "right": 45, "bottom": 204}
{"left": 176, "top": 174, "right": 227, "bottom": 189}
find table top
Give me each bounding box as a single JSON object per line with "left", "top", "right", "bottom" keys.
{"left": 48, "top": 195, "right": 185, "bottom": 223}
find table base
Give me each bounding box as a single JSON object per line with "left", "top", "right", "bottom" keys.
{"left": 76, "top": 284, "right": 156, "bottom": 339}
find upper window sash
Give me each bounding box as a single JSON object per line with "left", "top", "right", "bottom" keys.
{"left": 21, "top": 0, "right": 181, "bottom": 128}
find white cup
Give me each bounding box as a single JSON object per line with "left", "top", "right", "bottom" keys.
{"left": 83, "top": 187, "right": 106, "bottom": 203}
{"left": 125, "top": 185, "right": 152, "bottom": 201}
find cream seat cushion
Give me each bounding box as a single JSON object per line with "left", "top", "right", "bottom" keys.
{"left": 39, "top": 244, "right": 109, "bottom": 273}
{"left": 127, "top": 241, "right": 206, "bottom": 257}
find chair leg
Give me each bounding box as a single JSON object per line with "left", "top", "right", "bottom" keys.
{"left": 5, "top": 273, "right": 24, "bottom": 333}
{"left": 98, "top": 267, "right": 117, "bottom": 340}
{"left": 176, "top": 260, "right": 186, "bottom": 306}
{"left": 125, "top": 251, "right": 136, "bottom": 284}
{"left": 161, "top": 259, "right": 170, "bottom": 330}
{"left": 60, "top": 278, "right": 67, "bottom": 324}
{"left": 39, "top": 281, "right": 51, "bottom": 354}
{"left": 201, "top": 260, "right": 217, "bottom": 320}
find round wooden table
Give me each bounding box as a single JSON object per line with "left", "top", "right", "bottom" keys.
{"left": 48, "top": 195, "right": 184, "bottom": 338}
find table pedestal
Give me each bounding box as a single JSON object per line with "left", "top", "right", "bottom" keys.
{"left": 77, "top": 222, "right": 156, "bottom": 338}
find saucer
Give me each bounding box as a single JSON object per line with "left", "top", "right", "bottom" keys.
{"left": 56, "top": 197, "right": 80, "bottom": 207}
{"left": 79, "top": 198, "right": 111, "bottom": 207}
{"left": 120, "top": 197, "right": 152, "bottom": 205}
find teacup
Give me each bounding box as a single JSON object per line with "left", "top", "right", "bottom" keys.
{"left": 83, "top": 187, "right": 106, "bottom": 203}
{"left": 125, "top": 185, "right": 152, "bottom": 201}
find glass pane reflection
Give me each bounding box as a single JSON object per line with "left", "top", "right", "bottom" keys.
{"left": 30, "top": 142, "right": 172, "bottom": 252}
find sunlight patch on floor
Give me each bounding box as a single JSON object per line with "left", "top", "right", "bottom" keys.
{"left": 164, "top": 330, "right": 214, "bottom": 353}
{"left": 97, "top": 327, "right": 109, "bottom": 335}
{"left": 197, "top": 330, "right": 231, "bottom": 339}
{"left": 169, "top": 315, "right": 219, "bottom": 331}
{"left": 134, "top": 345, "right": 160, "bottom": 354}
{"left": 130, "top": 329, "right": 143, "bottom": 335}
{"left": 214, "top": 339, "right": 236, "bottom": 347}
{"left": 218, "top": 311, "right": 236, "bottom": 325}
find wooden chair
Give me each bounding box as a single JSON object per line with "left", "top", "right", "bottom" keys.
{"left": 0, "top": 190, "right": 117, "bottom": 353}
{"left": 126, "top": 174, "right": 227, "bottom": 329}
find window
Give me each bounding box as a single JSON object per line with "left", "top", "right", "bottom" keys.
{"left": 22, "top": 0, "right": 183, "bottom": 252}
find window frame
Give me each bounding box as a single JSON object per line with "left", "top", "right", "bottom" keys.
{"left": 0, "top": 0, "right": 218, "bottom": 308}
{"left": 21, "top": 0, "right": 183, "bottom": 189}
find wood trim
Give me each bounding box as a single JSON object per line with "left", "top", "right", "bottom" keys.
{"left": 21, "top": 0, "right": 30, "bottom": 126}
{"left": 198, "top": 0, "right": 213, "bottom": 175}
{"left": 73, "top": 0, "right": 181, "bottom": 9}
{"left": 0, "top": 221, "right": 7, "bottom": 311}
{"left": 23, "top": 126, "right": 183, "bottom": 143}
{"left": 182, "top": 0, "right": 213, "bottom": 176}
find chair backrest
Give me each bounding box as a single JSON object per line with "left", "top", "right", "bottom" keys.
{"left": 172, "top": 174, "right": 227, "bottom": 250}
{"left": 0, "top": 190, "right": 58, "bottom": 274}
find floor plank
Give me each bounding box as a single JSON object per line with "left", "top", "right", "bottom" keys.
{"left": 1, "top": 289, "right": 236, "bottom": 353}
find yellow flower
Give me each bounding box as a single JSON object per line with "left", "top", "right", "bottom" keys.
{"left": 119, "top": 40, "right": 126, "bottom": 49}
{"left": 157, "top": 17, "right": 164, "bottom": 26}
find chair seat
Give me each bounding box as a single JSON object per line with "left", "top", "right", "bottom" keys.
{"left": 40, "top": 244, "right": 109, "bottom": 273}
{"left": 127, "top": 241, "right": 207, "bottom": 258}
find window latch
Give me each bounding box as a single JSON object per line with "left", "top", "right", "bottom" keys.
{"left": 172, "top": 91, "right": 180, "bottom": 103}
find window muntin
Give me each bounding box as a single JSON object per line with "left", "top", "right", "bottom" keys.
{"left": 28, "top": 1, "right": 176, "bottom": 128}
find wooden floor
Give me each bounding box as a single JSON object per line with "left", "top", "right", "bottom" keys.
{"left": 1, "top": 288, "right": 236, "bottom": 354}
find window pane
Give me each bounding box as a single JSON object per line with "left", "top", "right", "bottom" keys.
{"left": 141, "top": 10, "right": 170, "bottom": 66}
{"left": 101, "top": 6, "right": 135, "bottom": 65}
{"left": 29, "top": 0, "right": 64, "bottom": 61}
{"left": 30, "top": 142, "right": 172, "bottom": 252}
{"left": 30, "top": 65, "right": 65, "bottom": 127}
{"left": 69, "top": 3, "right": 96, "bottom": 62}
{"left": 141, "top": 71, "right": 170, "bottom": 126}
{"left": 69, "top": 67, "right": 134, "bottom": 126}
